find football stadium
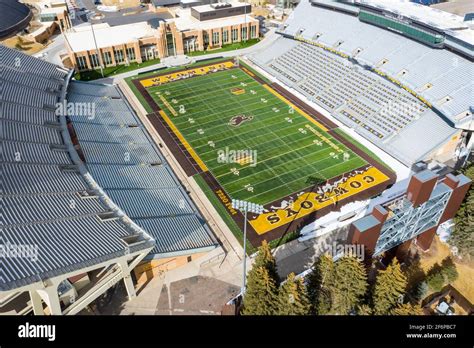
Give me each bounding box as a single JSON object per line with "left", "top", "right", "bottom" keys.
{"left": 1, "top": 0, "right": 472, "bottom": 317}
{"left": 128, "top": 59, "right": 395, "bottom": 243}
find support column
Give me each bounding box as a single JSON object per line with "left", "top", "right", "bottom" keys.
{"left": 119, "top": 260, "right": 136, "bottom": 300}
{"left": 416, "top": 226, "right": 437, "bottom": 251}
{"left": 29, "top": 290, "right": 44, "bottom": 315}
{"left": 348, "top": 205, "right": 388, "bottom": 255}
{"left": 39, "top": 285, "right": 62, "bottom": 315}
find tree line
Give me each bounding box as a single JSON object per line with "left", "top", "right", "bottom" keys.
{"left": 241, "top": 241, "right": 432, "bottom": 315}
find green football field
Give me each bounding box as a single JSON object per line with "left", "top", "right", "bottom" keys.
{"left": 149, "top": 68, "right": 367, "bottom": 205}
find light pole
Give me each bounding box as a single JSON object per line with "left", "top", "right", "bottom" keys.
{"left": 243, "top": 1, "right": 247, "bottom": 43}
{"left": 89, "top": 18, "right": 104, "bottom": 78}
{"left": 231, "top": 199, "right": 264, "bottom": 297}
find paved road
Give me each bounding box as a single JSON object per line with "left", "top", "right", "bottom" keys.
{"left": 274, "top": 226, "right": 351, "bottom": 279}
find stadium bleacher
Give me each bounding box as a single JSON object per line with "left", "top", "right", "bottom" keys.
{"left": 249, "top": 0, "right": 467, "bottom": 165}
{"left": 281, "top": 1, "right": 473, "bottom": 124}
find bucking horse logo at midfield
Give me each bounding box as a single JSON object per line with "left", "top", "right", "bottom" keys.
{"left": 228, "top": 114, "right": 253, "bottom": 127}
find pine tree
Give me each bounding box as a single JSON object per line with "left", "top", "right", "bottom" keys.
{"left": 415, "top": 281, "right": 429, "bottom": 302}
{"left": 242, "top": 266, "right": 278, "bottom": 315}
{"left": 391, "top": 303, "right": 424, "bottom": 315}
{"left": 356, "top": 304, "right": 373, "bottom": 315}
{"left": 441, "top": 257, "right": 459, "bottom": 283}
{"left": 427, "top": 271, "right": 445, "bottom": 292}
{"left": 373, "top": 258, "right": 407, "bottom": 315}
{"left": 253, "top": 240, "right": 279, "bottom": 284}
{"left": 450, "top": 163, "right": 473, "bottom": 259}
{"left": 306, "top": 254, "right": 335, "bottom": 314}
{"left": 330, "top": 255, "right": 368, "bottom": 315}
{"left": 277, "top": 273, "right": 311, "bottom": 315}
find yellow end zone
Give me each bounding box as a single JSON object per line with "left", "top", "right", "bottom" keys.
{"left": 140, "top": 61, "right": 235, "bottom": 88}
{"left": 158, "top": 110, "right": 208, "bottom": 172}
{"left": 262, "top": 84, "right": 329, "bottom": 132}
{"left": 249, "top": 166, "right": 390, "bottom": 235}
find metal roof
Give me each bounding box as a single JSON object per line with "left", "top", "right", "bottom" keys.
{"left": 68, "top": 81, "right": 218, "bottom": 257}
{"left": 0, "top": 45, "right": 155, "bottom": 292}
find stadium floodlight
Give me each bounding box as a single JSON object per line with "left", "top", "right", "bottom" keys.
{"left": 231, "top": 199, "right": 265, "bottom": 297}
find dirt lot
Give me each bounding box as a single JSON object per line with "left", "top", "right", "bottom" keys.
{"left": 419, "top": 236, "right": 474, "bottom": 303}
{"left": 101, "top": 0, "right": 141, "bottom": 9}
{"left": 1, "top": 36, "right": 45, "bottom": 55}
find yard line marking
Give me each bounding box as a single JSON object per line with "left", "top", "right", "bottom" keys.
{"left": 235, "top": 156, "right": 364, "bottom": 202}
{"left": 262, "top": 84, "right": 329, "bottom": 132}
{"left": 159, "top": 95, "right": 178, "bottom": 116}
{"left": 158, "top": 110, "right": 208, "bottom": 172}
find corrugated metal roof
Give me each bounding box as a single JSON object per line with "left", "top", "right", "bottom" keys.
{"left": 2, "top": 140, "right": 71, "bottom": 164}
{"left": 80, "top": 142, "right": 162, "bottom": 164}
{"left": 106, "top": 189, "right": 194, "bottom": 218}
{"left": 1, "top": 102, "right": 57, "bottom": 125}
{"left": 73, "top": 123, "right": 150, "bottom": 144}
{"left": 70, "top": 83, "right": 218, "bottom": 257}
{"left": 3, "top": 163, "right": 88, "bottom": 194}
{"left": 1, "top": 46, "right": 155, "bottom": 292}
{"left": 87, "top": 164, "right": 179, "bottom": 189}
{"left": 135, "top": 215, "right": 218, "bottom": 255}
{"left": 2, "top": 120, "right": 63, "bottom": 144}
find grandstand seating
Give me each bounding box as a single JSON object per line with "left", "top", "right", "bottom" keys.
{"left": 256, "top": 41, "right": 430, "bottom": 142}
{"left": 250, "top": 7, "right": 460, "bottom": 165}
{"left": 280, "top": 1, "right": 472, "bottom": 124}
{"left": 1, "top": 44, "right": 217, "bottom": 283}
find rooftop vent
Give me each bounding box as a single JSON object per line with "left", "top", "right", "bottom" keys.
{"left": 49, "top": 144, "right": 68, "bottom": 152}
{"left": 210, "top": 2, "right": 232, "bottom": 9}
{"left": 97, "top": 212, "right": 119, "bottom": 221}
{"left": 59, "top": 164, "right": 80, "bottom": 172}
{"left": 76, "top": 190, "right": 99, "bottom": 199}
{"left": 121, "top": 234, "right": 148, "bottom": 247}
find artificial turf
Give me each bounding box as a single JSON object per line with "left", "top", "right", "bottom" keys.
{"left": 148, "top": 68, "right": 367, "bottom": 205}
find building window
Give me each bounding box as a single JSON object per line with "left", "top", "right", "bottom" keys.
{"left": 76, "top": 55, "right": 87, "bottom": 70}
{"left": 89, "top": 53, "right": 100, "bottom": 68}
{"left": 114, "top": 49, "right": 124, "bottom": 63}
{"left": 223, "top": 30, "right": 228, "bottom": 43}
{"left": 103, "top": 51, "right": 112, "bottom": 65}
{"left": 40, "top": 13, "right": 57, "bottom": 22}
{"left": 126, "top": 47, "right": 136, "bottom": 61}
{"left": 231, "top": 28, "right": 238, "bottom": 42}
{"left": 250, "top": 25, "right": 257, "bottom": 39}
{"left": 241, "top": 27, "right": 248, "bottom": 41}
{"left": 203, "top": 31, "right": 209, "bottom": 44}
{"left": 212, "top": 31, "right": 219, "bottom": 45}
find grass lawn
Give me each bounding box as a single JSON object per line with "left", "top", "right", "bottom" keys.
{"left": 74, "top": 58, "right": 161, "bottom": 81}
{"left": 149, "top": 68, "right": 367, "bottom": 205}
{"left": 187, "top": 39, "right": 260, "bottom": 57}
{"left": 333, "top": 128, "right": 392, "bottom": 172}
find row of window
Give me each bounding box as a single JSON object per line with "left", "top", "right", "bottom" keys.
{"left": 75, "top": 47, "right": 136, "bottom": 70}
{"left": 75, "top": 24, "right": 257, "bottom": 69}
{"left": 211, "top": 25, "right": 257, "bottom": 45}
